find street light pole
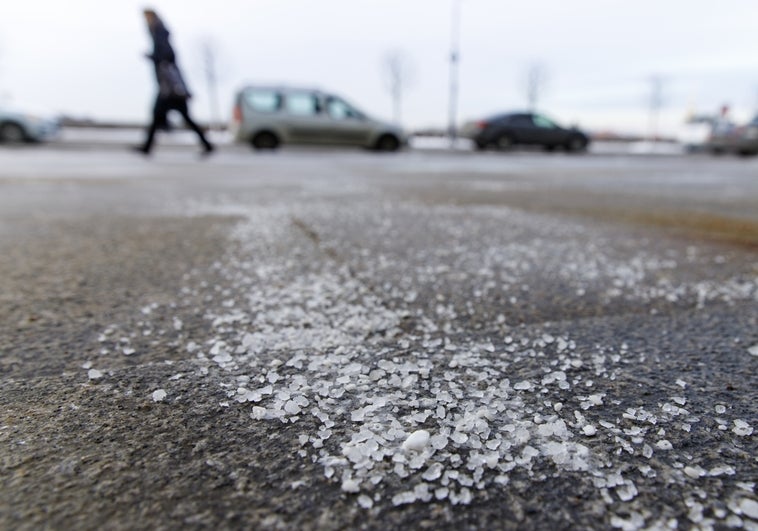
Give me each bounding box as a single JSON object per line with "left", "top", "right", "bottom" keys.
{"left": 448, "top": 0, "right": 461, "bottom": 145}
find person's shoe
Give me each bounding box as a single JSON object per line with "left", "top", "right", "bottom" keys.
{"left": 131, "top": 145, "right": 150, "bottom": 156}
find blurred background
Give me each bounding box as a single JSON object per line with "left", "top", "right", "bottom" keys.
{"left": 1, "top": 0, "right": 756, "bottom": 143}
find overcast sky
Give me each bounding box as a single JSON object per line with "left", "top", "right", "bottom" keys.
{"left": 1, "top": 0, "right": 757, "bottom": 135}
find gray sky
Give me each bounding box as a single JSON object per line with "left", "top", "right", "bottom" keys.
{"left": 1, "top": 0, "right": 757, "bottom": 135}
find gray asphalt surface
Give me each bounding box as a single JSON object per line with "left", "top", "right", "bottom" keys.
{"left": 1, "top": 142, "right": 757, "bottom": 530}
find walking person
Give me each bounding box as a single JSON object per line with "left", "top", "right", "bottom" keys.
{"left": 135, "top": 8, "right": 214, "bottom": 156}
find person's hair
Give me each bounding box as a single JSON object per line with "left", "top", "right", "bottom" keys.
{"left": 143, "top": 8, "right": 161, "bottom": 25}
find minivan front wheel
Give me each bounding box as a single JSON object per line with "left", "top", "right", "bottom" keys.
{"left": 251, "top": 131, "right": 280, "bottom": 150}
{"left": 375, "top": 134, "right": 400, "bottom": 152}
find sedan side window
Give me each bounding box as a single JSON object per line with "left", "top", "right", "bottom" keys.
{"left": 285, "top": 93, "right": 322, "bottom": 116}
{"left": 533, "top": 115, "right": 557, "bottom": 129}
{"left": 510, "top": 115, "right": 533, "bottom": 127}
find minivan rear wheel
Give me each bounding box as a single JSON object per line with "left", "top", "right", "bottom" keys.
{"left": 375, "top": 134, "right": 400, "bottom": 152}
{"left": 251, "top": 131, "right": 280, "bottom": 150}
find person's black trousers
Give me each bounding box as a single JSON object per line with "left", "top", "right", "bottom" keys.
{"left": 142, "top": 96, "right": 212, "bottom": 153}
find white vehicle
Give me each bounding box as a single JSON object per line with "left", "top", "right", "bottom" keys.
{"left": 230, "top": 85, "right": 405, "bottom": 151}
{"left": 0, "top": 109, "right": 60, "bottom": 144}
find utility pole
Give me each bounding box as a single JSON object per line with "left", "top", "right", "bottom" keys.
{"left": 447, "top": 0, "right": 462, "bottom": 145}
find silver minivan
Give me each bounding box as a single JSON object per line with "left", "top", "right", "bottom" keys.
{"left": 230, "top": 85, "right": 405, "bottom": 151}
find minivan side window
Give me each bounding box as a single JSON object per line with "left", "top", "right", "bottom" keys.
{"left": 326, "top": 98, "right": 358, "bottom": 120}
{"left": 244, "top": 90, "right": 281, "bottom": 113}
{"left": 286, "top": 93, "right": 322, "bottom": 116}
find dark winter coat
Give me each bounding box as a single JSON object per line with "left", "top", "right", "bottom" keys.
{"left": 147, "top": 19, "right": 175, "bottom": 64}
{"left": 146, "top": 19, "right": 190, "bottom": 99}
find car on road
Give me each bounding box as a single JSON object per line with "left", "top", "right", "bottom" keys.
{"left": 230, "top": 85, "right": 406, "bottom": 152}
{"left": 0, "top": 109, "right": 60, "bottom": 144}
{"left": 461, "top": 112, "right": 589, "bottom": 152}
{"left": 705, "top": 115, "right": 758, "bottom": 156}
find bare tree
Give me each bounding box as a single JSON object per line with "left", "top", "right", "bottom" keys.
{"left": 525, "top": 63, "right": 549, "bottom": 111}
{"left": 200, "top": 39, "right": 222, "bottom": 131}
{"left": 196, "top": 37, "right": 232, "bottom": 131}
{"left": 648, "top": 75, "right": 664, "bottom": 142}
{"left": 382, "top": 50, "right": 413, "bottom": 124}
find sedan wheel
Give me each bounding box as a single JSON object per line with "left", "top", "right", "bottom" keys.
{"left": 0, "top": 123, "right": 26, "bottom": 143}
{"left": 566, "top": 136, "right": 587, "bottom": 152}
{"left": 496, "top": 135, "right": 513, "bottom": 150}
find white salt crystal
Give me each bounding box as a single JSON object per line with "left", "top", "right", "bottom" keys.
{"left": 684, "top": 466, "right": 706, "bottom": 478}
{"left": 251, "top": 406, "right": 267, "bottom": 420}
{"left": 616, "top": 482, "right": 638, "bottom": 502}
{"left": 457, "top": 488, "right": 473, "bottom": 505}
{"left": 514, "top": 380, "right": 533, "bottom": 391}
{"left": 414, "top": 482, "right": 433, "bottom": 502}
{"left": 422, "top": 463, "right": 444, "bottom": 481}
{"left": 587, "top": 394, "right": 604, "bottom": 406}
{"left": 87, "top": 369, "right": 103, "bottom": 380}
{"left": 451, "top": 431, "right": 468, "bottom": 445}
{"left": 715, "top": 405, "right": 726, "bottom": 414}
{"left": 284, "top": 401, "right": 301, "bottom": 415}
{"left": 748, "top": 344, "right": 758, "bottom": 357}
{"left": 610, "top": 512, "right": 645, "bottom": 530}
{"left": 582, "top": 425, "right": 597, "bottom": 436}
{"left": 430, "top": 433, "right": 449, "bottom": 450}
{"left": 409, "top": 455, "right": 427, "bottom": 469}
{"left": 392, "top": 491, "right": 416, "bottom": 506}
{"left": 708, "top": 465, "right": 735, "bottom": 476}
{"left": 341, "top": 478, "right": 360, "bottom": 493}
{"left": 733, "top": 420, "right": 753, "bottom": 436}
{"left": 402, "top": 430, "right": 430, "bottom": 452}
{"left": 738, "top": 498, "right": 758, "bottom": 519}
{"left": 357, "top": 495, "right": 373, "bottom": 509}
{"left": 655, "top": 440, "right": 673, "bottom": 450}
{"left": 152, "top": 389, "right": 167, "bottom": 402}
{"left": 688, "top": 502, "right": 704, "bottom": 523}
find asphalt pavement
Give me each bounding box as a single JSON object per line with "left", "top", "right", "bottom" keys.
{"left": 1, "top": 142, "right": 756, "bottom": 530}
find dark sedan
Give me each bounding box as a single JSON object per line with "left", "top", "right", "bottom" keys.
{"left": 705, "top": 115, "right": 758, "bottom": 156}
{"left": 461, "top": 112, "right": 589, "bottom": 152}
